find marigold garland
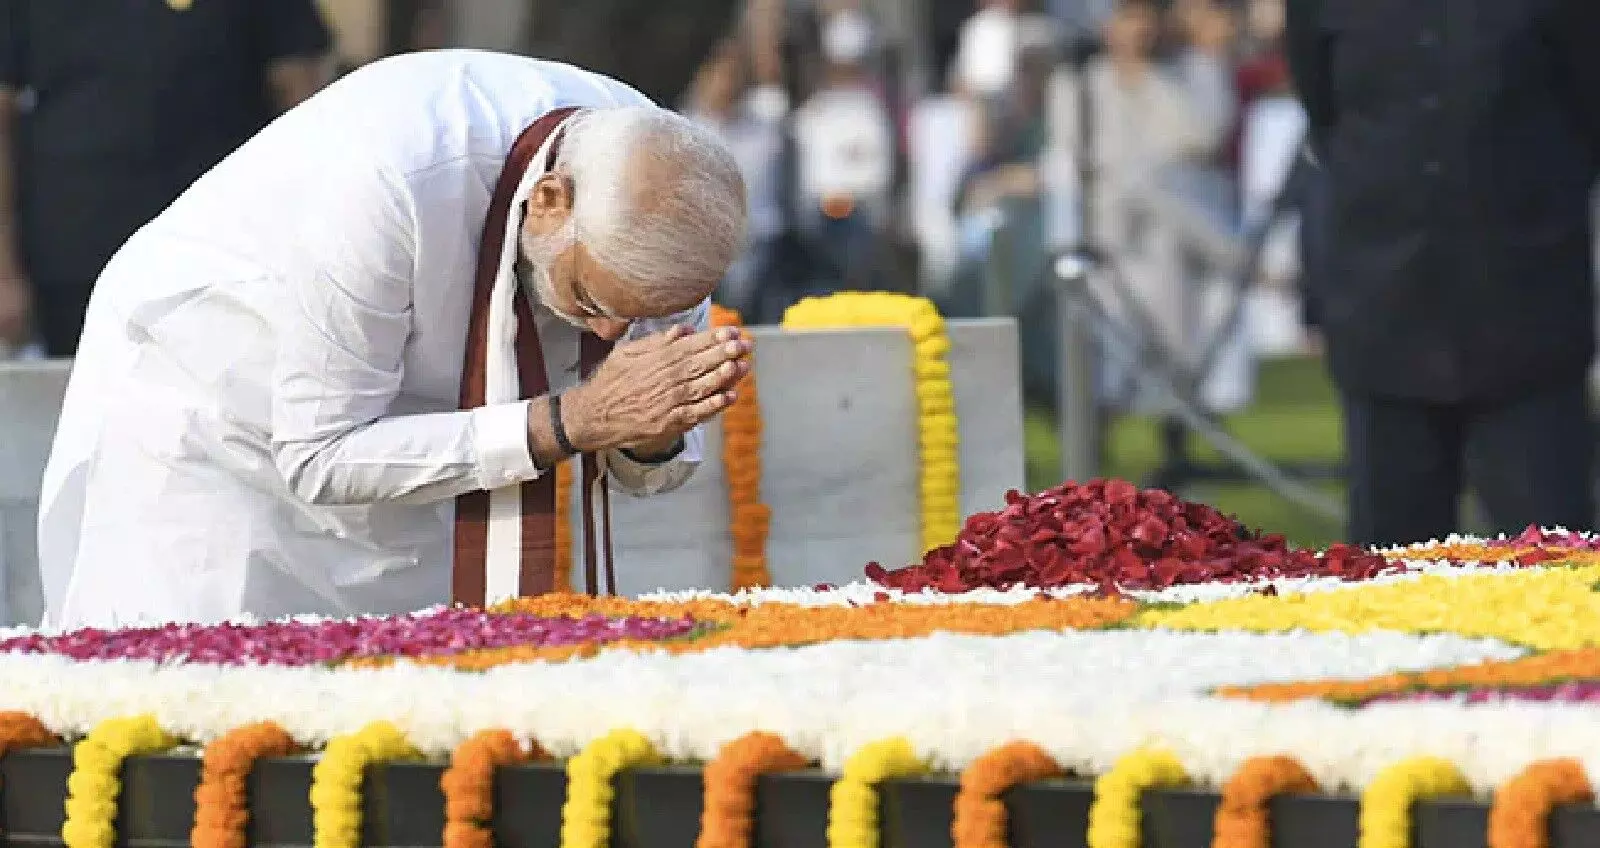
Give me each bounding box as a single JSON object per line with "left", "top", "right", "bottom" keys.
{"left": 0, "top": 710, "right": 58, "bottom": 799}
{"left": 952, "top": 741, "right": 1062, "bottom": 848}
{"left": 550, "top": 307, "right": 768, "bottom": 593}
{"left": 561, "top": 728, "right": 663, "bottom": 848}
{"left": 309, "top": 721, "right": 420, "bottom": 848}
{"left": 782, "top": 292, "right": 961, "bottom": 552}
{"left": 61, "top": 714, "right": 176, "bottom": 848}
{"left": 1357, "top": 757, "right": 1470, "bottom": 848}
{"left": 710, "top": 304, "right": 773, "bottom": 590}
{"left": 1087, "top": 749, "right": 1190, "bottom": 848}
{"left": 554, "top": 459, "right": 575, "bottom": 593}
{"left": 827, "top": 737, "right": 929, "bottom": 848}
{"left": 442, "top": 730, "right": 545, "bottom": 848}
{"left": 192, "top": 721, "right": 298, "bottom": 848}
{"left": 1211, "top": 755, "right": 1319, "bottom": 848}
{"left": 1487, "top": 759, "right": 1593, "bottom": 848}
{"left": 0, "top": 710, "right": 58, "bottom": 759}
{"left": 697, "top": 731, "right": 809, "bottom": 848}
{"left": 0, "top": 705, "right": 1593, "bottom": 848}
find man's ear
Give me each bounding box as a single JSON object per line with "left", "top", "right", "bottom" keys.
{"left": 525, "top": 173, "right": 575, "bottom": 225}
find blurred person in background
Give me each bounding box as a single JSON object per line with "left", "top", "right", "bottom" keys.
{"left": 791, "top": 4, "right": 897, "bottom": 291}
{"left": 942, "top": 0, "right": 1058, "bottom": 283}
{"left": 1045, "top": 0, "right": 1212, "bottom": 403}
{"left": 1233, "top": 0, "right": 1290, "bottom": 150}
{"left": 1168, "top": 0, "right": 1237, "bottom": 158}
{"left": 1288, "top": 0, "right": 1600, "bottom": 545}
{"left": 947, "top": 19, "right": 1062, "bottom": 403}
{"left": 684, "top": 37, "right": 789, "bottom": 319}
{"left": 952, "top": 18, "right": 1057, "bottom": 274}
{"left": 906, "top": 57, "right": 981, "bottom": 297}
{"left": 1229, "top": 0, "right": 1316, "bottom": 351}
{"left": 1159, "top": 0, "right": 1260, "bottom": 419}
{"left": 1231, "top": 0, "right": 1293, "bottom": 204}
{"left": 0, "top": 0, "right": 333, "bottom": 358}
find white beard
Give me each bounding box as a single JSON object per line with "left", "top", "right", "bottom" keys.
{"left": 519, "top": 226, "right": 589, "bottom": 330}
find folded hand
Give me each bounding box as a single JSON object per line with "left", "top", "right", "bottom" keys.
{"left": 563, "top": 324, "right": 751, "bottom": 452}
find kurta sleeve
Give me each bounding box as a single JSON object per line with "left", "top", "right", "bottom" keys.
{"left": 270, "top": 161, "right": 542, "bottom": 507}
{"left": 600, "top": 299, "right": 710, "bottom": 497}
{"left": 1285, "top": 0, "right": 1336, "bottom": 156}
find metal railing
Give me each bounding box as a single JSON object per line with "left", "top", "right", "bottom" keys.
{"left": 962, "top": 152, "right": 1348, "bottom": 524}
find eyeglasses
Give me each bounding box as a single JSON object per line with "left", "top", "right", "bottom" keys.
{"left": 571, "top": 248, "right": 623, "bottom": 321}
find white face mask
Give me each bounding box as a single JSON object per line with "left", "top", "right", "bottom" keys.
{"left": 959, "top": 11, "right": 1019, "bottom": 94}
{"left": 822, "top": 9, "right": 874, "bottom": 64}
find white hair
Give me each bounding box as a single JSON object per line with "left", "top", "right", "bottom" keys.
{"left": 533, "top": 106, "right": 747, "bottom": 311}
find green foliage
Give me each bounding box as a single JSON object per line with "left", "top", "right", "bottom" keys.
{"left": 1023, "top": 358, "right": 1345, "bottom": 549}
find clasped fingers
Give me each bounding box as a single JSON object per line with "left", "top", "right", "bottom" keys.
{"left": 672, "top": 327, "right": 751, "bottom": 380}
{"left": 673, "top": 358, "right": 748, "bottom": 405}
{"left": 663, "top": 388, "right": 738, "bottom": 432}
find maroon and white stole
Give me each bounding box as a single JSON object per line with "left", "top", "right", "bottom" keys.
{"left": 452, "top": 106, "right": 617, "bottom": 607}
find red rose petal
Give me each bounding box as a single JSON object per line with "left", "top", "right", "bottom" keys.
{"left": 864, "top": 480, "right": 1400, "bottom": 593}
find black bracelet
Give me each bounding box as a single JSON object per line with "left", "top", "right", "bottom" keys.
{"left": 550, "top": 393, "right": 578, "bottom": 458}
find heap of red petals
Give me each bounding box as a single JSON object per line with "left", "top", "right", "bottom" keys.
{"left": 0, "top": 610, "right": 705, "bottom": 666}
{"left": 866, "top": 479, "right": 1397, "bottom": 593}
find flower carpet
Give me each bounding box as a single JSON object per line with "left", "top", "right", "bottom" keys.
{"left": 5, "top": 482, "right": 1600, "bottom": 848}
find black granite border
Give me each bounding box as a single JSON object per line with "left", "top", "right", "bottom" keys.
{"left": 1, "top": 747, "right": 1597, "bottom": 847}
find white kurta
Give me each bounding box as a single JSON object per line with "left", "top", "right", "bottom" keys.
{"left": 37, "top": 51, "right": 705, "bottom": 629}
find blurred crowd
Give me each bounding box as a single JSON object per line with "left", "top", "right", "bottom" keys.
{"left": 676, "top": 0, "right": 1600, "bottom": 542}
{"left": 2, "top": 0, "right": 1309, "bottom": 380}
{"left": 680, "top": 0, "right": 1309, "bottom": 411}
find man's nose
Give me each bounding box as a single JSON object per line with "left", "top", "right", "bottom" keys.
{"left": 587, "top": 316, "right": 631, "bottom": 341}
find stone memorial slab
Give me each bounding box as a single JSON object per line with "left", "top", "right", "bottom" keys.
{"left": 597, "top": 319, "right": 1024, "bottom": 593}
{"left": 0, "top": 362, "right": 71, "bottom": 626}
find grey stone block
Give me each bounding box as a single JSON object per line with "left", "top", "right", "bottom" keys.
{"left": 0, "top": 501, "right": 43, "bottom": 627}
{"left": 0, "top": 361, "right": 70, "bottom": 625}
{"left": 601, "top": 319, "right": 1024, "bottom": 594}
{"left": 0, "top": 362, "right": 71, "bottom": 500}
{"left": 951, "top": 318, "right": 1027, "bottom": 518}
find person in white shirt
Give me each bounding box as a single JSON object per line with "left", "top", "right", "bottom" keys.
{"left": 1045, "top": 0, "right": 1211, "bottom": 405}
{"left": 36, "top": 50, "right": 751, "bottom": 629}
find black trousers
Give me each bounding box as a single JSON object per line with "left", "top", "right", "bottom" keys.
{"left": 22, "top": 158, "right": 217, "bottom": 358}
{"left": 30, "top": 278, "right": 97, "bottom": 358}
{"left": 1342, "top": 378, "right": 1597, "bottom": 547}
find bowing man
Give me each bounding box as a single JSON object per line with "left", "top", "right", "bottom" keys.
{"left": 37, "top": 50, "right": 752, "bottom": 629}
